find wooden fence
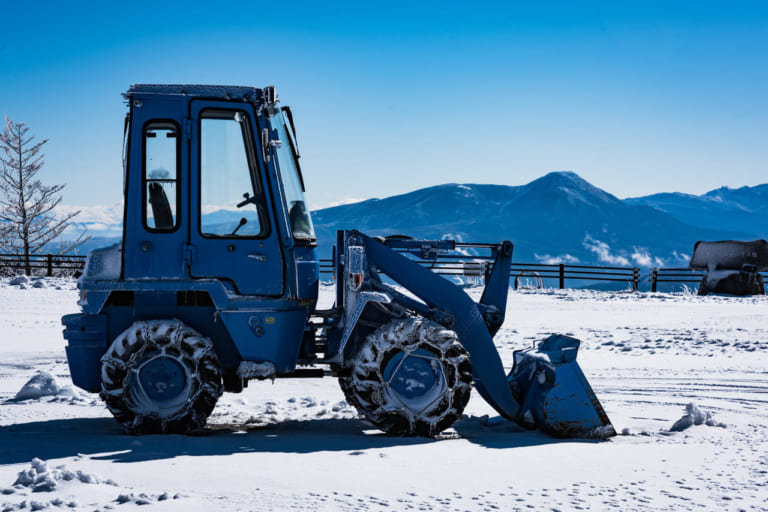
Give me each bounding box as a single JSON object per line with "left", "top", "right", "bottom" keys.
{"left": 320, "top": 257, "right": 640, "bottom": 290}
{"left": 0, "top": 253, "right": 86, "bottom": 277}
{"left": 24, "top": 253, "right": 768, "bottom": 293}
{"left": 650, "top": 267, "right": 768, "bottom": 292}
{"left": 2, "top": 252, "right": 642, "bottom": 289}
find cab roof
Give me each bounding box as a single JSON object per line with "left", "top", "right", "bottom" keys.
{"left": 125, "top": 84, "right": 264, "bottom": 105}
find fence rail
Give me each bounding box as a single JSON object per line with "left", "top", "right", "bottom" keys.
{"left": 0, "top": 253, "right": 86, "bottom": 277}
{"left": 1, "top": 252, "right": 641, "bottom": 289}
{"left": 8, "top": 253, "right": 764, "bottom": 293}
{"left": 650, "top": 267, "right": 768, "bottom": 292}
{"left": 319, "top": 257, "right": 640, "bottom": 290}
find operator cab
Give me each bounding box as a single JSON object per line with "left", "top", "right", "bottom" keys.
{"left": 122, "top": 84, "right": 317, "bottom": 299}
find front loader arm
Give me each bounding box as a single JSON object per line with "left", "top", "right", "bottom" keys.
{"left": 335, "top": 230, "right": 614, "bottom": 438}
{"left": 359, "top": 233, "right": 522, "bottom": 420}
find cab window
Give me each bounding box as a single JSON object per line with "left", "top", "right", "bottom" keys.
{"left": 143, "top": 122, "right": 179, "bottom": 231}
{"left": 199, "top": 110, "right": 268, "bottom": 237}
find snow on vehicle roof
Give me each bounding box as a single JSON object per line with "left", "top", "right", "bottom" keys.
{"left": 125, "top": 84, "right": 264, "bottom": 104}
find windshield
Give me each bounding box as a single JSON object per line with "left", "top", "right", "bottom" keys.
{"left": 268, "top": 107, "right": 315, "bottom": 241}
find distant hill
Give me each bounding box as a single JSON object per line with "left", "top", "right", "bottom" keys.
{"left": 312, "top": 172, "right": 758, "bottom": 266}
{"left": 625, "top": 184, "right": 768, "bottom": 237}
{"left": 55, "top": 172, "right": 766, "bottom": 269}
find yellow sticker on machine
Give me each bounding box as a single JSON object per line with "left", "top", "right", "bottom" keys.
{"left": 265, "top": 316, "right": 275, "bottom": 325}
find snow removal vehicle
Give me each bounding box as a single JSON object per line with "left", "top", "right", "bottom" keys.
{"left": 62, "top": 84, "right": 613, "bottom": 438}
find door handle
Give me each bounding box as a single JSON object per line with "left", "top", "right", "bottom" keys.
{"left": 248, "top": 253, "right": 267, "bottom": 262}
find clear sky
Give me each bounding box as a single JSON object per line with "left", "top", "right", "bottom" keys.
{"left": 1, "top": 1, "right": 766, "bottom": 209}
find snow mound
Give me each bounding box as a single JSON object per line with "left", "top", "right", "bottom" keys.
{"left": 12, "top": 458, "right": 117, "bottom": 493}
{"left": 669, "top": 403, "right": 727, "bottom": 432}
{"left": 8, "top": 276, "right": 29, "bottom": 287}
{"left": 115, "top": 492, "right": 183, "bottom": 505}
{"left": 12, "top": 371, "right": 77, "bottom": 402}
{"left": 1, "top": 276, "right": 76, "bottom": 290}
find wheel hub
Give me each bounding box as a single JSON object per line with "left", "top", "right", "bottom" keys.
{"left": 138, "top": 356, "right": 187, "bottom": 402}
{"left": 384, "top": 350, "right": 447, "bottom": 413}
{"left": 127, "top": 352, "right": 192, "bottom": 416}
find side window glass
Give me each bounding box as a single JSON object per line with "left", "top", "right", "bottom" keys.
{"left": 200, "top": 111, "right": 267, "bottom": 237}
{"left": 144, "top": 123, "right": 178, "bottom": 231}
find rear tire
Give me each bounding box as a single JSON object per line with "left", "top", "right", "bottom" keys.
{"left": 100, "top": 320, "right": 222, "bottom": 434}
{"left": 339, "top": 318, "right": 472, "bottom": 437}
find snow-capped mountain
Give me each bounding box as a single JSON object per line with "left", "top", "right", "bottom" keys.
{"left": 312, "top": 172, "right": 759, "bottom": 267}
{"left": 58, "top": 203, "right": 124, "bottom": 240}
{"left": 56, "top": 172, "right": 766, "bottom": 268}
{"left": 625, "top": 184, "right": 768, "bottom": 237}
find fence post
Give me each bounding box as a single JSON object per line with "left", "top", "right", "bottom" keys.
{"left": 632, "top": 267, "right": 639, "bottom": 291}
{"left": 651, "top": 268, "right": 658, "bottom": 292}
{"left": 559, "top": 264, "right": 565, "bottom": 289}
{"left": 47, "top": 254, "right": 53, "bottom": 277}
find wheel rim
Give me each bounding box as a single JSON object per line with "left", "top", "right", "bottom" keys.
{"left": 128, "top": 351, "right": 192, "bottom": 416}
{"left": 383, "top": 349, "right": 447, "bottom": 414}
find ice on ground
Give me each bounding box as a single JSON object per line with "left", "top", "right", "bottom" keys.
{"left": 670, "top": 403, "right": 727, "bottom": 432}
{"left": 10, "top": 372, "right": 77, "bottom": 402}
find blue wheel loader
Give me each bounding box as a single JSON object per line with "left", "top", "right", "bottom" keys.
{"left": 62, "top": 84, "right": 614, "bottom": 438}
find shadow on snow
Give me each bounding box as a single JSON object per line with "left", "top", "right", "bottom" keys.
{"left": 0, "top": 415, "right": 597, "bottom": 465}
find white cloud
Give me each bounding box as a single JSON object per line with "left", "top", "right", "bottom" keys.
{"left": 534, "top": 253, "right": 580, "bottom": 265}
{"left": 630, "top": 248, "right": 664, "bottom": 268}
{"left": 582, "top": 235, "right": 631, "bottom": 266}
{"left": 56, "top": 202, "right": 123, "bottom": 225}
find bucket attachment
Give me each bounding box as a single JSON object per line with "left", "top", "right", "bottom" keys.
{"left": 508, "top": 334, "right": 615, "bottom": 438}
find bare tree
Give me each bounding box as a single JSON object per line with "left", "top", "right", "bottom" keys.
{"left": 0, "top": 116, "right": 88, "bottom": 275}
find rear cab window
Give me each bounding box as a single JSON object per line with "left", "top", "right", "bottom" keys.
{"left": 143, "top": 122, "right": 179, "bottom": 231}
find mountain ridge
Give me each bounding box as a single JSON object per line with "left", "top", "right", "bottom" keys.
{"left": 61, "top": 171, "right": 767, "bottom": 267}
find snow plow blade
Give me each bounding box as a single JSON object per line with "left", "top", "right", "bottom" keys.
{"left": 509, "top": 334, "right": 615, "bottom": 438}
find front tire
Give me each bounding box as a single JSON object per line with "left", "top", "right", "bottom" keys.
{"left": 100, "top": 320, "right": 223, "bottom": 434}
{"left": 339, "top": 318, "right": 472, "bottom": 437}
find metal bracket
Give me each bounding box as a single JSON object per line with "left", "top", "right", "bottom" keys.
{"left": 328, "top": 290, "right": 392, "bottom": 363}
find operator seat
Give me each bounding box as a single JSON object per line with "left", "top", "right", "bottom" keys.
{"left": 148, "top": 182, "right": 173, "bottom": 229}
{"left": 288, "top": 200, "right": 311, "bottom": 237}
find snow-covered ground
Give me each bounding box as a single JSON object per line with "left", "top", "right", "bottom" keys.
{"left": 1, "top": 277, "right": 766, "bottom": 511}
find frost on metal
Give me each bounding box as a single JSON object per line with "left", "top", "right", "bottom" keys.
{"left": 81, "top": 243, "right": 122, "bottom": 281}
{"left": 99, "top": 319, "right": 223, "bottom": 434}
{"left": 698, "top": 269, "right": 765, "bottom": 296}
{"left": 237, "top": 361, "right": 277, "bottom": 381}
{"left": 689, "top": 239, "right": 768, "bottom": 271}
{"left": 688, "top": 240, "right": 768, "bottom": 295}
{"left": 340, "top": 317, "right": 473, "bottom": 436}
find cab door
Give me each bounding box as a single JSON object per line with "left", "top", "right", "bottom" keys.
{"left": 123, "top": 95, "right": 188, "bottom": 280}
{"left": 188, "top": 100, "right": 284, "bottom": 296}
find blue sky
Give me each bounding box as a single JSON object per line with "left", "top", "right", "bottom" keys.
{"left": 1, "top": 1, "right": 766, "bottom": 209}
